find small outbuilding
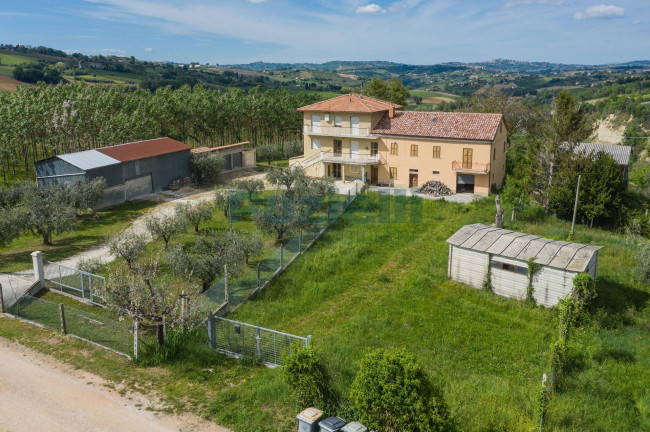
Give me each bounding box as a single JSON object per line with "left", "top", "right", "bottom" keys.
{"left": 446, "top": 224, "right": 602, "bottom": 307}
{"left": 191, "top": 141, "right": 256, "bottom": 171}
{"left": 35, "top": 137, "right": 191, "bottom": 208}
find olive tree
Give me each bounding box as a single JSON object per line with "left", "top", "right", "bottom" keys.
{"left": 144, "top": 213, "right": 186, "bottom": 247}
{"left": 232, "top": 177, "right": 265, "bottom": 201}
{"left": 102, "top": 246, "right": 198, "bottom": 347}
{"left": 21, "top": 182, "right": 77, "bottom": 245}
{"left": 69, "top": 178, "right": 107, "bottom": 214}
{"left": 350, "top": 348, "right": 455, "bottom": 432}
{"left": 175, "top": 200, "right": 213, "bottom": 233}
{"left": 107, "top": 231, "right": 147, "bottom": 269}
{"left": 190, "top": 152, "right": 225, "bottom": 185}
{"left": 0, "top": 207, "right": 26, "bottom": 247}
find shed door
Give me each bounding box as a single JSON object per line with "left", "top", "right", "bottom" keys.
{"left": 224, "top": 154, "right": 232, "bottom": 170}
{"left": 232, "top": 152, "right": 243, "bottom": 169}
{"left": 124, "top": 174, "right": 153, "bottom": 201}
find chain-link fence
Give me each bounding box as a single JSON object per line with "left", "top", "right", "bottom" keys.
{"left": 43, "top": 260, "right": 105, "bottom": 305}
{"left": 6, "top": 295, "right": 134, "bottom": 358}
{"left": 198, "top": 192, "right": 358, "bottom": 314}
{"left": 207, "top": 316, "right": 310, "bottom": 366}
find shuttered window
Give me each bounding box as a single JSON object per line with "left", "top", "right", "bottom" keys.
{"left": 390, "top": 167, "right": 397, "bottom": 179}
{"left": 390, "top": 142, "right": 398, "bottom": 155}
{"left": 410, "top": 144, "right": 418, "bottom": 157}
{"left": 432, "top": 146, "right": 440, "bottom": 158}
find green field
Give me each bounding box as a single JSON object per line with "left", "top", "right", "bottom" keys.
{"left": 410, "top": 89, "right": 459, "bottom": 98}
{"left": 0, "top": 52, "right": 38, "bottom": 66}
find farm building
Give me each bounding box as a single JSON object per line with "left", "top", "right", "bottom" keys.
{"left": 191, "top": 141, "right": 256, "bottom": 170}
{"left": 573, "top": 142, "right": 631, "bottom": 182}
{"left": 34, "top": 137, "right": 191, "bottom": 208}
{"left": 446, "top": 224, "right": 601, "bottom": 307}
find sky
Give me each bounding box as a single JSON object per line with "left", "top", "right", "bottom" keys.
{"left": 0, "top": 0, "right": 648, "bottom": 65}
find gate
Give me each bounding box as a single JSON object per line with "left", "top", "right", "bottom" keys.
{"left": 207, "top": 316, "right": 311, "bottom": 366}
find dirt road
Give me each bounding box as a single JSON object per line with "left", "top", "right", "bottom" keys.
{"left": 0, "top": 338, "right": 230, "bottom": 432}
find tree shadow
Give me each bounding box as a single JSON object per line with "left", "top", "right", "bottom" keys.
{"left": 586, "top": 276, "right": 649, "bottom": 329}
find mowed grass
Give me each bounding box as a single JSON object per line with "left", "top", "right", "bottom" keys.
{"left": 0, "top": 200, "right": 157, "bottom": 273}
{"left": 230, "top": 195, "right": 650, "bottom": 431}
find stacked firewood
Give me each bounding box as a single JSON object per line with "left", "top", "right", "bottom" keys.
{"left": 417, "top": 180, "right": 453, "bottom": 196}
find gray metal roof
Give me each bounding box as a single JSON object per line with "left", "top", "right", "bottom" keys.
{"left": 58, "top": 150, "right": 121, "bottom": 171}
{"left": 574, "top": 142, "right": 631, "bottom": 166}
{"left": 446, "top": 223, "right": 602, "bottom": 272}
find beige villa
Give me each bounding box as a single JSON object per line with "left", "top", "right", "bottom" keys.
{"left": 290, "top": 93, "right": 508, "bottom": 196}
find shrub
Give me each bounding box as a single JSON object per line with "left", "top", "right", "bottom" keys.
{"left": 572, "top": 273, "right": 596, "bottom": 309}
{"left": 76, "top": 257, "right": 104, "bottom": 274}
{"left": 190, "top": 152, "right": 225, "bottom": 185}
{"left": 634, "top": 242, "right": 650, "bottom": 285}
{"left": 282, "top": 346, "right": 337, "bottom": 412}
{"left": 350, "top": 348, "right": 455, "bottom": 432}
{"left": 526, "top": 257, "right": 541, "bottom": 305}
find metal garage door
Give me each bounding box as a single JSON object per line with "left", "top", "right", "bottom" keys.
{"left": 224, "top": 154, "right": 232, "bottom": 170}
{"left": 124, "top": 174, "right": 153, "bottom": 201}
{"left": 232, "top": 152, "right": 243, "bottom": 169}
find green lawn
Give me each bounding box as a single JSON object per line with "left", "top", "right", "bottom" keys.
{"left": 1, "top": 194, "right": 647, "bottom": 432}
{"left": 0, "top": 52, "right": 38, "bottom": 66}
{"left": 410, "top": 89, "right": 459, "bottom": 98}
{"left": 0, "top": 200, "right": 157, "bottom": 273}
{"left": 256, "top": 158, "right": 290, "bottom": 169}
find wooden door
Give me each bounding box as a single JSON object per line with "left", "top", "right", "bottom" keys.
{"left": 409, "top": 173, "right": 418, "bottom": 188}
{"left": 371, "top": 166, "right": 378, "bottom": 184}
{"left": 332, "top": 163, "right": 342, "bottom": 179}
{"left": 371, "top": 142, "right": 378, "bottom": 156}
{"left": 462, "top": 148, "right": 473, "bottom": 169}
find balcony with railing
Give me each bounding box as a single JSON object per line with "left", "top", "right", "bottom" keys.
{"left": 452, "top": 161, "right": 490, "bottom": 174}
{"left": 303, "top": 124, "right": 375, "bottom": 138}
{"left": 298, "top": 150, "right": 380, "bottom": 168}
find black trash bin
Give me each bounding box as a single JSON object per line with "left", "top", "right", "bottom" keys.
{"left": 297, "top": 408, "right": 323, "bottom": 432}
{"left": 319, "top": 416, "right": 346, "bottom": 432}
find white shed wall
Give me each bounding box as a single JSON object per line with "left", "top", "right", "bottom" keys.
{"left": 491, "top": 256, "right": 529, "bottom": 301}
{"left": 532, "top": 266, "right": 577, "bottom": 307}
{"left": 449, "top": 245, "right": 489, "bottom": 290}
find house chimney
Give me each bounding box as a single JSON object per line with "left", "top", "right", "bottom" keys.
{"left": 388, "top": 106, "right": 395, "bottom": 118}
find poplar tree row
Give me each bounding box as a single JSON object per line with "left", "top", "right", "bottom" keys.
{"left": 0, "top": 83, "right": 318, "bottom": 182}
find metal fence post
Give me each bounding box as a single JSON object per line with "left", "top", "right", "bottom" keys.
{"left": 224, "top": 264, "right": 229, "bottom": 304}
{"left": 256, "top": 327, "right": 262, "bottom": 359}
{"left": 207, "top": 317, "right": 216, "bottom": 349}
{"left": 306, "top": 335, "right": 312, "bottom": 348}
{"left": 89, "top": 276, "right": 94, "bottom": 304}
{"left": 0, "top": 283, "right": 5, "bottom": 313}
{"left": 59, "top": 304, "right": 67, "bottom": 335}
{"left": 257, "top": 263, "right": 261, "bottom": 289}
{"left": 80, "top": 272, "right": 85, "bottom": 300}
{"left": 134, "top": 319, "right": 139, "bottom": 361}
{"left": 31, "top": 251, "right": 45, "bottom": 290}
{"left": 280, "top": 244, "right": 284, "bottom": 269}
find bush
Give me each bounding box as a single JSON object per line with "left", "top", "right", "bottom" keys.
{"left": 282, "top": 346, "right": 337, "bottom": 412}
{"left": 76, "top": 257, "right": 104, "bottom": 274}
{"left": 635, "top": 242, "right": 650, "bottom": 285}
{"left": 350, "top": 348, "right": 455, "bottom": 432}
{"left": 190, "top": 152, "right": 225, "bottom": 185}
{"left": 572, "top": 273, "right": 596, "bottom": 309}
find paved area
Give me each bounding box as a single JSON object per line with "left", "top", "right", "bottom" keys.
{"left": 0, "top": 271, "right": 35, "bottom": 308}
{"left": 0, "top": 337, "right": 230, "bottom": 432}
{"left": 367, "top": 186, "right": 481, "bottom": 203}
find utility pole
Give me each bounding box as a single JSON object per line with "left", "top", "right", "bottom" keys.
{"left": 569, "top": 175, "right": 581, "bottom": 241}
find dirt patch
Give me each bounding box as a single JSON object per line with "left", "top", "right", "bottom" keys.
{"left": 337, "top": 73, "right": 358, "bottom": 80}
{"left": 422, "top": 96, "right": 455, "bottom": 104}
{"left": 0, "top": 74, "right": 28, "bottom": 91}
{"left": 0, "top": 337, "right": 231, "bottom": 432}
{"left": 594, "top": 114, "right": 629, "bottom": 144}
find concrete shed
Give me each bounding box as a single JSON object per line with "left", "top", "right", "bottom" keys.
{"left": 35, "top": 137, "right": 191, "bottom": 208}
{"left": 446, "top": 224, "right": 602, "bottom": 307}
{"left": 191, "top": 141, "right": 256, "bottom": 171}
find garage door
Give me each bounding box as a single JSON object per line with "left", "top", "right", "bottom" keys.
{"left": 124, "top": 174, "right": 153, "bottom": 201}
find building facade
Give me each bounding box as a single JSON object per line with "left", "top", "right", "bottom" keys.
{"left": 291, "top": 94, "right": 508, "bottom": 196}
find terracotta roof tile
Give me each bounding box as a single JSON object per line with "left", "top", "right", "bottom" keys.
{"left": 96, "top": 137, "right": 190, "bottom": 162}
{"left": 372, "top": 111, "right": 503, "bottom": 141}
{"left": 297, "top": 93, "right": 402, "bottom": 113}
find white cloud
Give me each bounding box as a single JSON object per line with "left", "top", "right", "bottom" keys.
{"left": 355, "top": 4, "right": 385, "bottom": 14}
{"left": 145, "top": 47, "right": 154, "bottom": 52}
{"left": 574, "top": 5, "right": 624, "bottom": 20}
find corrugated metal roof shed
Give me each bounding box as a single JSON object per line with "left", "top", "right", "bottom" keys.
{"left": 57, "top": 150, "right": 120, "bottom": 170}
{"left": 96, "top": 137, "right": 190, "bottom": 162}
{"left": 574, "top": 142, "right": 631, "bottom": 166}
{"left": 446, "top": 224, "right": 602, "bottom": 272}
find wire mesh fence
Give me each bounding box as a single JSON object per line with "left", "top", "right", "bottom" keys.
{"left": 198, "top": 192, "right": 358, "bottom": 314}
{"left": 43, "top": 260, "right": 105, "bottom": 305}
{"left": 207, "top": 316, "right": 310, "bottom": 366}
{"left": 7, "top": 295, "right": 134, "bottom": 357}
